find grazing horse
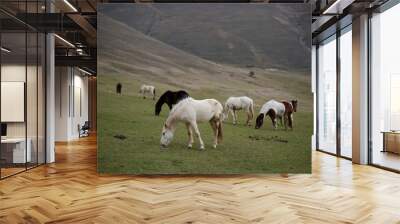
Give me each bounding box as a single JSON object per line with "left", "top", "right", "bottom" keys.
{"left": 223, "top": 96, "right": 254, "bottom": 126}
{"left": 160, "top": 97, "right": 224, "bottom": 150}
{"left": 139, "top": 84, "right": 156, "bottom": 100}
{"left": 155, "top": 90, "right": 189, "bottom": 116}
{"left": 255, "top": 99, "right": 298, "bottom": 130}
{"left": 116, "top": 83, "right": 122, "bottom": 95}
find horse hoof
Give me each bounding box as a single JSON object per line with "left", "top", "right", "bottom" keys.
{"left": 213, "top": 145, "right": 217, "bottom": 149}
{"left": 187, "top": 144, "right": 192, "bottom": 149}
{"left": 200, "top": 146, "right": 205, "bottom": 150}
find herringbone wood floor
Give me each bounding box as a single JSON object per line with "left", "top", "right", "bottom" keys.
{"left": 1, "top": 135, "right": 400, "bottom": 224}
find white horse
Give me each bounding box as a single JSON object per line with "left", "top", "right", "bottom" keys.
{"left": 223, "top": 96, "right": 254, "bottom": 126}
{"left": 255, "top": 99, "right": 298, "bottom": 130}
{"left": 139, "top": 84, "right": 156, "bottom": 100}
{"left": 160, "top": 97, "right": 224, "bottom": 150}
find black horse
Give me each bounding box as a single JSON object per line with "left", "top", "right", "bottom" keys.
{"left": 155, "top": 90, "right": 189, "bottom": 116}
{"left": 116, "top": 83, "right": 122, "bottom": 95}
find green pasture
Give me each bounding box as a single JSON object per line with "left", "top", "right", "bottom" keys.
{"left": 97, "top": 74, "right": 312, "bottom": 174}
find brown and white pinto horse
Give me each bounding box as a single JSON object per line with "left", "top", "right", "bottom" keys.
{"left": 255, "top": 99, "right": 298, "bottom": 130}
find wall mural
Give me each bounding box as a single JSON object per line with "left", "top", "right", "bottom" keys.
{"left": 98, "top": 3, "right": 312, "bottom": 174}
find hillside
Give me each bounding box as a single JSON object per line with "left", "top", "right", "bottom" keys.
{"left": 98, "top": 14, "right": 312, "bottom": 110}
{"left": 98, "top": 3, "right": 311, "bottom": 72}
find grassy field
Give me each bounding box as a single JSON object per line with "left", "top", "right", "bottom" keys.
{"left": 98, "top": 74, "right": 312, "bottom": 174}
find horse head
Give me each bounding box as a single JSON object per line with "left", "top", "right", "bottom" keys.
{"left": 155, "top": 110, "right": 161, "bottom": 116}
{"left": 155, "top": 94, "right": 166, "bottom": 116}
{"left": 255, "top": 113, "right": 265, "bottom": 129}
{"left": 155, "top": 102, "right": 162, "bottom": 116}
{"left": 291, "top": 100, "right": 298, "bottom": 112}
{"left": 160, "top": 123, "right": 174, "bottom": 148}
{"left": 221, "top": 105, "right": 229, "bottom": 121}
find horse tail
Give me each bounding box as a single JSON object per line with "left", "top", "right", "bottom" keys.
{"left": 153, "top": 88, "right": 156, "bottom": 97}
{"left": 217, "top": 120, "right": 223, "bottom": 142}
{"left": 223, "top": 101, "right": 230, "bottom": 120}
{"left": 249, "top": 100, "right": 254, "bottom": 119}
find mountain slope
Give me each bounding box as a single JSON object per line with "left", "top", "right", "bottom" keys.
{"left": 98, "top": 14, "right": 312, "bottom": 110}
{"left": 99, "top": 13, "right": 246, "bottom": 88}
{"left": 98, "top": 4, "right": 311, "bottom": 72}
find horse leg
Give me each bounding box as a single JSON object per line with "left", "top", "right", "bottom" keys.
{"left": 230, "top": 109, "right": 235, "bottom": 125}
{"left": 209, "top": 120, "right": 218, "bottom": 148}
{"left": 268, "top": 113, "right": 276, "bottom": 129}
{"left": 191, "top": 121, "right": 204, "bottom": 150}
{"left": 246, "top": 110, "right": 252, "bottom": 126}
{"left": 284, "top": 115, "right": 288, "bottom": 130}
{"left": 289, "top": 114, "right": 293, "bottom": 130}
{"left": 216, "top": 120, "right": 222, "bottom": 144}
{"left": 186, "top": 123, "right": 194, "bottom": 148}
{"left": 224, "top": 109, "right": 229, "bottom": 121}
{"left": 233, "top": 110, "right": 238, "bottom": 125}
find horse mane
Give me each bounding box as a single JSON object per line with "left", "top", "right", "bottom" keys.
{"left": 154, "top": 91, "right": 167, "bottom": 115}
{"left": 164, "top": 97, "right": 192, "bottom": 127}
{"left": 160, "top": 90, "right": 177, "bottom": 102}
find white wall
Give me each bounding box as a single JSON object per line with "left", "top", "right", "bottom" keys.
{"left": 1, "top": 63, "right": 46, "bottom": 164}
{"left": 1, "top": 65, "right": 36, "bottom": 138}
{"left": 72, "top": 73, "right": 89, "bottom": 138}
{"left": 55, "top": 66, "right": 70, "bottom": 141}
{"left": 1, "top": 65, "right": 26, "bottom": 142}
{"left": 55, "top": 67, "right": 89, "bottom": 141}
